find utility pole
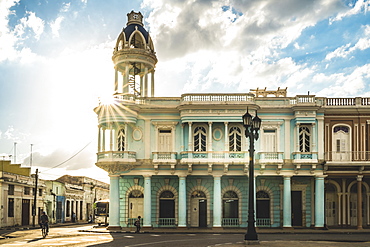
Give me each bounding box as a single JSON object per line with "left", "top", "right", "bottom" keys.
{"left": 32, "top": 168, "right": 38, "bottom": 227}
{"left": 13, "top": 142, "right": 17, "bottom": 164}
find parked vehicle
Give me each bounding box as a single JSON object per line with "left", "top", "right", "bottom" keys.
{"left": 94, "top": 199, "right": 109, "bottom": 226}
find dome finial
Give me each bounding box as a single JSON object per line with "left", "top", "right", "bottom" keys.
{"left": 127, "top": 11, "right": 143, "bottom": 26}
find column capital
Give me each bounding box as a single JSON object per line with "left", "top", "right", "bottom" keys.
{"left": 213, "top": 175, "right": 222, "bottom": 178}
{"left": 224, "top": 121, "right": 228, "bottom": 125}
{"left": 357, "top": 175, "right": 363, "bottom": 181}
{"left": 143, "top": 174, "right": 152, "bottom": 178}
{"left": 178, "top": 175, "right": 187, "bottom": 178}
{"left": 283, "top": 175, "right": 292, "bottom": 179}
{"left": 208, "top": 121, "right": 213, "bottom": 126}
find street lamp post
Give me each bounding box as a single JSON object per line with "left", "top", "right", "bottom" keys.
{"left": 243, "top": 108, "right": 261, "bottom": 244}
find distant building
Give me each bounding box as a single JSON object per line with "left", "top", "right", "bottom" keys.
{"left": 0, "top": 159, "right": 44, "bottom": 227}
{"left": 56, "top": 175, "right": 109, "bottom": 222}
{"left": 94, "top": 11, "right": 370, "bottom": 230}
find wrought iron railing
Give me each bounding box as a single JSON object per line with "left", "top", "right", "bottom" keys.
{"left": 222, "top": 218, "right": 240, "bottom": 227}
{"left": 292, "top": 152, "right": 318, "bottom": 160}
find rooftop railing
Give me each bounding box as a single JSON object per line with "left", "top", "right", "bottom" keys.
{"left": 181, "top": 93, "right": 255, "bottom": 103}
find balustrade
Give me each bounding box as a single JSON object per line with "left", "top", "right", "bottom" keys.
{"left": 222, "top": 218, "right": 240, "bottom": 227}
{"left": 325, "top": 151, "right": 370, "bottom": 162}
{"left": 256, "top": 218, "right": 271, "bottom": 227}
{"left": 97, "top": 151, "right": 136, "bottom": 161}
{"left": 158, "top": 218, "right": 176, "bottom": 227}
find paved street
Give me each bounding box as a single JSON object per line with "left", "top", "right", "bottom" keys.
{"left": 1, "top": 224, "right": 370, "bottom": 246}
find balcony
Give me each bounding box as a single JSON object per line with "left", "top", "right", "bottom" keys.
{"left": 152, "top": 152, "right": 177, "bottom": 174}
{"left": 257, "top": 152, "right": 284, "bottom": 173}
{"left": 97, "top": 151, "right": 136, "bottom": 163}
{"left": 180, "top": 151, "right": 248, "bottom": 164}
{"left": 325, "top": 151, "right": 370, "bottom": 163}
{"left": 325, "top": 97, "right": 370, "bottom": 106}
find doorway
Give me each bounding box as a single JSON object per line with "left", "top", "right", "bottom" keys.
{"left": 291, "top": 191, "right": 302, "bottom": 227}
{"left": 190, "top": 190, "right": 207, "bottom": 227}
{"left": 22, "top": 199, "right": 30, "bottom": 226}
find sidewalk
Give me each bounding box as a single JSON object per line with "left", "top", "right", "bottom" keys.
{"left": 80, "top": 225, "right": 370, "bottom": 235}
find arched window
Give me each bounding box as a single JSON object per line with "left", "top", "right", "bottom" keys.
{"left": 130, "top": 32, "right": 145, "bottom": 49}
{"left": 194, "top": 126, "right": 207, "bottom": 152}
{"left": 129, "top": 190, "right": 144, "bottom": 198}
{"left": 229, "top": 126, "right": 242, "bottom": 151}
{"left": 256, "top": 191, "right": 270, "bottom": 226}
{"left": 332, "top": 125, "right": 350, "bottom": 161}
{"left": 117, "top": 128, "right": 125, "bottom": 151}
{"left": 299, "top": 125, "right": 311, "bottom": 152}
{"left": 159, "top": 191, "right": 175, "bottom": 226}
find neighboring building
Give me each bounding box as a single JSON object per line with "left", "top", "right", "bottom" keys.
{"left": 56, "top": 175, "right": 109, "bottom": 222}
{"left": 95, "top": 11, "right": 351, "bottom": 230}
{"left": 44, "top": 180, "right": 65, "bottom": 224}
{"left": 0, "top": 159, "right": 44, "bottom": 227}
{"left": 323, "top": 98, "right": 370, "bottom": 229}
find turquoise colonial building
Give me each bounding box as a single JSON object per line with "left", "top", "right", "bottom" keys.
{"left": 94, "top": 11, "right": 327, "bottom": 229}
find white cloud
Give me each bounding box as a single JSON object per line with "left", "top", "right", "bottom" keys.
{"left": 315, "top": 64, "right": 370, "bottom": 97}
{"left": 326, "top": 25, "right": 370, "bottom": 60}
{"left": 50, "top": 16, "right": 64, "bottom": 38}
{"left": 16, "top": 11, "right": 45, "bottom": 40}
{"left": 330, "top": 0, "right": 370, "bottom": 24}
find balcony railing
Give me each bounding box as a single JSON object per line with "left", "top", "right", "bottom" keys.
{"left": 152, "top": 152, "right": 177, "bottom": 160}
{"left": 292, "top": 152, "right": 318, "bottom": 160}
{"left": 222, "top": 218, "right": 240, "bottom": 227}
{"left": 256, "top": 218, "right": 271, "bottom": 227}
{"left": 158, "top": 218, "right": 176, "bottom": 227}
{"left": 97, "top": 151, "right": 136, "bottom": 161}
{"left": 325, "top": 151, "right": 370, "bottom": 162}
{"left": 180, "top": 151, "right": 248, "bottom": 160}
{"left": 258, "top": 152, "right": 284, "bottom": 161}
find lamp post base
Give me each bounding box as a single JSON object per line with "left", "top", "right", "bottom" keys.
{"left": 244, "top": 240, "right": 260, "bottom": 245}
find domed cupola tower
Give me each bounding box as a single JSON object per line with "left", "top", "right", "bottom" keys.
{"left": 113, "top": 11, "right": 157, "bottom": 97}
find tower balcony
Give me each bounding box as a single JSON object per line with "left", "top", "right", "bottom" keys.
{"left": 97, "top": 151, "right": 136, "bottom": 163}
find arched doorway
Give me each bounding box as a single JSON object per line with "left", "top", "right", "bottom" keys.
{"left": 158, "top": 191, "right": 175, "bottom": 226}
{"left": 190, "top": 190, "right": 207, "bottom": 227}
{"left": 256, "top": 190, "right": 271, "bottom": 227}
{"left": 222, "top": 191, "right": 239, "bottom": 226}
{"left": 128, "top": 190, "right": 144, "bottom": 226}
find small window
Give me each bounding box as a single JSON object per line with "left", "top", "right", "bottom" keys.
{"left": 39, "top": 189, "right": 42, "bottom": 196}
{"left": 263, "top": 129, "right": 276, "bottom": 133}
{"left": 24, "top": 187, "right": 30, "bottom": 195}
{"left": 8, "top": 184, "right": 14, "bottom": 195}
{"left": 159, "top": 130, "right": 171, "bottom": 133}
{"left": 8, "top": 198, "right": 14, "bottom": 217}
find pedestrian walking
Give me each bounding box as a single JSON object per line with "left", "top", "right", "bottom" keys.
{"left": 134, "top": 216, "right": 141, "bottom": 233}
{"left": 72, "top": 212, "right": 76, "bottom": 222}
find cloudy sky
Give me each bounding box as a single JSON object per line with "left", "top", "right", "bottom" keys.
{"left": 0, "top": 0, "right": 369, "bottom": 183}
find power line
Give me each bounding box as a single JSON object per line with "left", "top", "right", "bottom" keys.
{"left": 41, "top": 140, "right": 93, "bottom": 173}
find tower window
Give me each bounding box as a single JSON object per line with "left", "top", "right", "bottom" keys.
{"left": 117, "top": 128, "right": 125, "bottom": 151}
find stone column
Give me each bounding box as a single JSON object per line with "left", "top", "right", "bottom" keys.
{"left": 102, "top": 127, "right": 106, "bottom": 152}
{"left": 213, "top": 175, "right": 222, "bottom": 228}
{"left": 224, "top": 122, "right": 229, "bottom": 152}
{"left": 123, "top": 64, "right": 129, "bottom": 94}
{"left": 283, "top": 176, "right": 292, "bottom": 228}
{"left": 151, "top": 69, "right": 155, "bottom": 97}
{"left": 188, "top": 122, "right": 193, "bottom": 158}
{"left": 114, "top": 68, "right": 118, "bottom": 93}
{"left": 107, "top": 175, "right": 121, "bottom": 229}
{"left": 98, "top": 126, "right": 101, "bottom": 152}
{"left": 357, "top": 175, "right": 363, "bottom": 230}
{"left": 341, "top": 179, "right": 347, "bottom": 225}
{"left": 144, "top": 67, "right": 148, "bottom": 97}
{"left": 315, "top": 176, "right": 325, "bottom": 228}
{"left": 178, "top": 176, "right": 187, "bottom": 228}
{"left": 143, "top": 175, "right": 152, "bottom": 227}
{"left": 208, "top": 122, "right": 213, "bottom": 152}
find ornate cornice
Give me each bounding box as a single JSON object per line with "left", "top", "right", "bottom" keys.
{"left": 95, "top": 162, "right": 135, "bottom": 175}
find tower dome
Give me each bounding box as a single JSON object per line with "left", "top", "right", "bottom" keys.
{"left": 112, "top": 11, "right": 157, "bottom": 97}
